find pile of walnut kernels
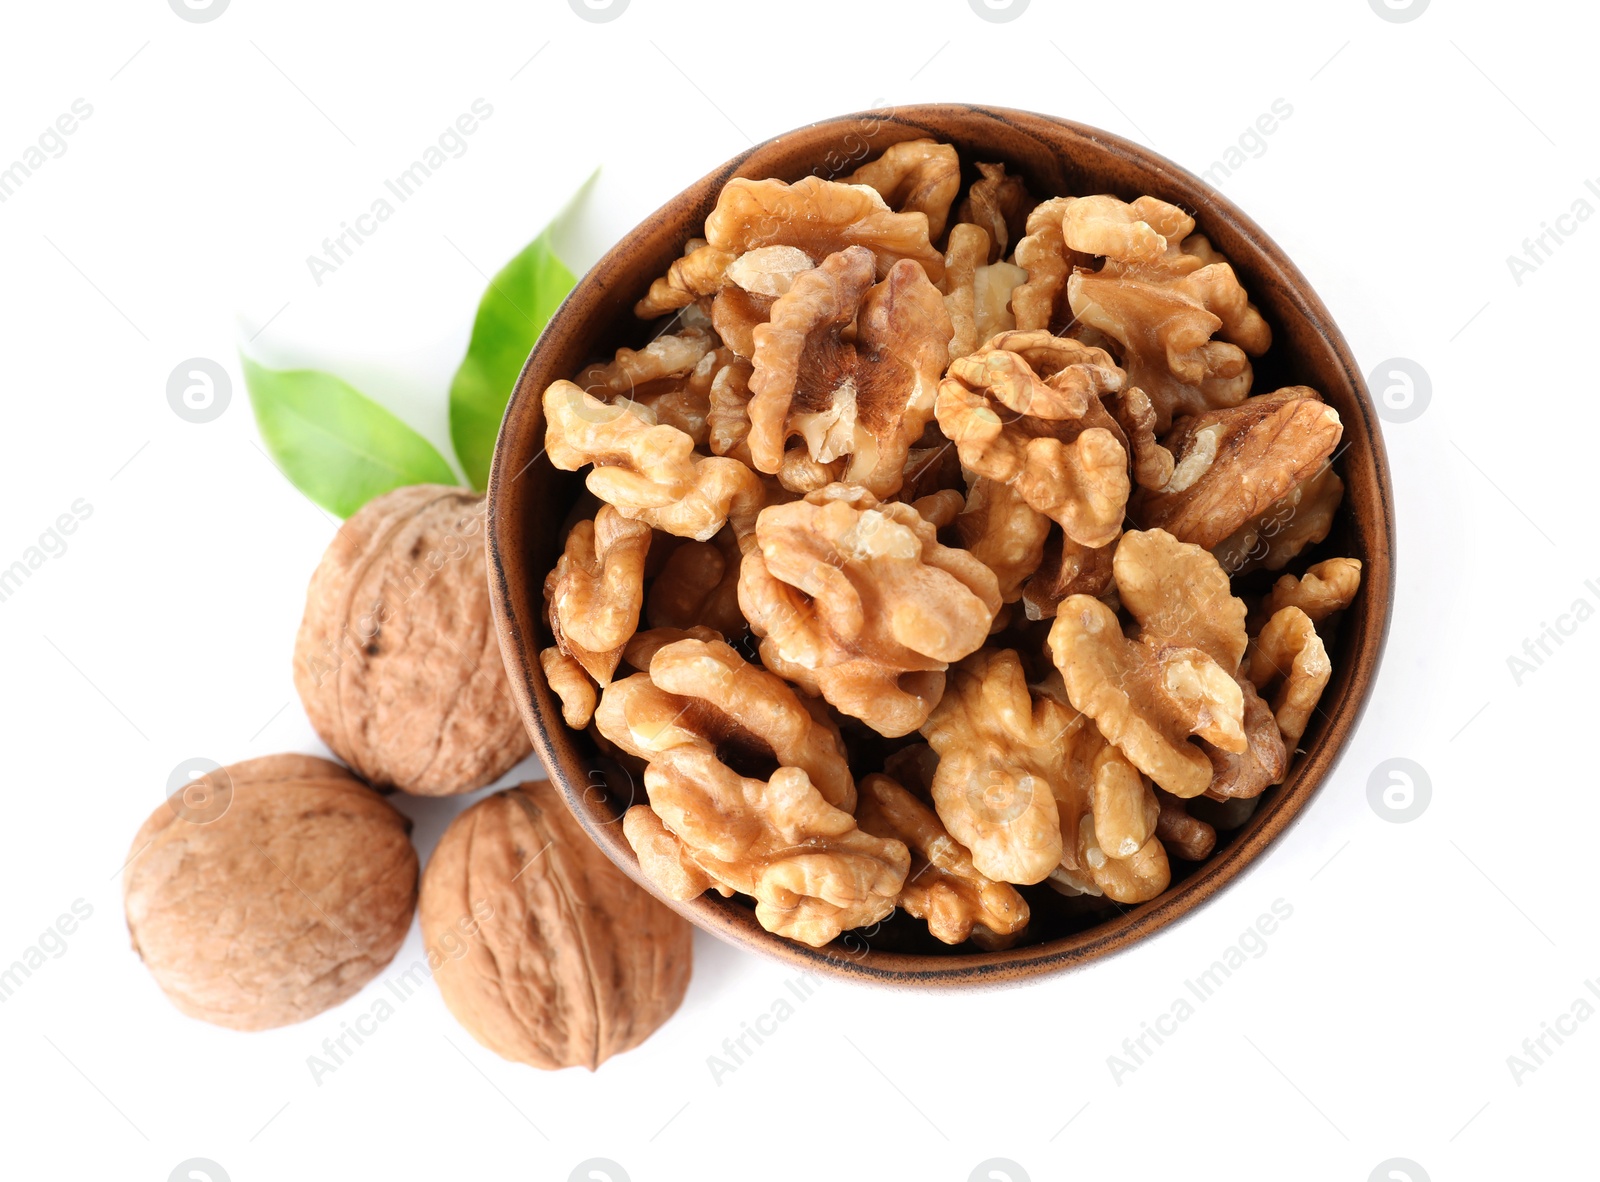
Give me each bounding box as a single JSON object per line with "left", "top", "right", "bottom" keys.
{"left": 539, "top": 139, "right": 1363, "bottom": 952}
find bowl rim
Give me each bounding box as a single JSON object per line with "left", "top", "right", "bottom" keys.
{"left": 486, "top": 103, "right": 1396, "bottom": 988}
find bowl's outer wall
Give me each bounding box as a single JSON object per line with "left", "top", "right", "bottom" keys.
{"left": 486, "top": 105, "right": 1395, "bottom": 987}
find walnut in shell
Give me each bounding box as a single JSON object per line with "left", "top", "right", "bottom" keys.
{"left": 123, "top": 754, "right": 417, "bottom": 1031}
{"left": 293, "top": 485, "right": 532, "bottom": 796}
{"left": 420, "top": 781, "right": 692, "bottom": 1070}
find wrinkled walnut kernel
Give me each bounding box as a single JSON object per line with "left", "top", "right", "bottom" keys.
{"left": 1249, "top": 606, "right": 1331, "bottom": 749}
{"left": 942, "top": 223, "right": 990, "bottom": 363}
{"left": 846, "top": 139, "right": 961, "bottom": 241}
{"left": 956, "top": 161, "right": 1037, "bottom": 263}
{"left": 1213, "top": 465, "right": 1344, "bottom": 575}
{"left": 936, "top": 335, "right": 1130, "bottom": 546}
{"left": 622, "top": 624, "right": 723, "bottom": 673}
{"left": 1110, "top": 387, "right": 1175, "bottom": 491}
{"left": 1262, "top": 557, "right": 1362, "bottom": 624}
{"left": 541, "top": 646, "right": 598, "bottom": 729}
{"left": 956, "top": 476, "right": 1050, "bottom": 603}
{"left": 1012, "top": 198, "right": 1087, "bottom": 333}
{"left": 1155, "top": 789, "right": 1217, "bottom": 861}
{"left": 1132, "top": 388, "right": 1342, "bottom": 549}
{"left": 635, "top": 240, "right": 737, "bottom": 319}
{"left": 1064, "top": 195, "right": 1272, "bottom": 430}
{"left": 629, "top": 748, "right": 909, "bottom": 947}
{"left": 576, "top": 327, "right": 716, "bottom": 401}
{"left": 544, "top": 381, "right": 765, "bottom": 541}
{"left": 1021, "top": 530, "right": 1117, "bottom": 621}
{"left": 646, "top": 525, "right": 746, "bottom": 637}
{"left": 738, "top": 484, "right": 1001, "bottom": 737}
{"left": 706, "top": 357, "right": 756, "bottom": 462}
{"left": 747, "top": 246, "right": 951, "bottom": 496}
{"left": 704, "top": 175, "right": 945, "bottom": 283}
{"left": 1049, "top": 530, "right": 1248, "bottom": 797}
{"left": 855, "top": 772, "right": 1029, "bottom": 945}
{"left": 545, "top": 505, "right": 652, "bottom": 686}
{"left": 1205, "top": 675, "right": 1287, "bottom": 799}
{"left": 595, "top": 636, "right": 855, "bottom": 811}
{"left": 920, "top": 649, "right": 1068, "bottom": 885}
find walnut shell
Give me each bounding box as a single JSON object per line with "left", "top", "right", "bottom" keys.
{"left": 123, "top": 754, "right": 418, "bottom": 1031}
{"left": 293, "top": 485, "right": 532, "bottom": 796}
{"left": 419, "top": 781, "right": 693, "bottom": 1070}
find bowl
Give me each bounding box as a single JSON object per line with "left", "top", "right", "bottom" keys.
{"left": 485, "top": 104, "right": 1395, "bottom": 987}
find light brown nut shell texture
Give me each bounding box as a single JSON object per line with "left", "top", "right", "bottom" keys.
{"left": 294, "top": 485, "right": 531, "bottom": 796}
{"left": 123, "top": 754, "right": 418, "bottom": 1031}
{"left": 420, "top": 781, "right": 693, "bottom": 1071}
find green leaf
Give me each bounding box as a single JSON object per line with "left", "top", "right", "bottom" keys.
{"left": 242, "top": 356, "right": 457, "bottom": 518}
{"left": 449, "top": 175, "right": 594, "bottom": 490}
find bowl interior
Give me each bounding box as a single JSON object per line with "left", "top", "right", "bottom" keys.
{"left": 486, "top": 104, "right": 1394, "bottom": 987}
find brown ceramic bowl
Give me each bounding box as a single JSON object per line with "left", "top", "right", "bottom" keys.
{"left": 486, "top": 104, "right": 1394, "bottom": 987}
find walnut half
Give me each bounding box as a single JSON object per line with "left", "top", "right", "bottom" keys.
{"left": 738, "top": 484, "right": 1001, "bottom": 737}
{"left": 935, "top": 333, "right": 1131, "bottom": 547}
{"left": 921, "top": 649, "right": 1069, "bottom": 886}
{"left": 1131, "top": 388, "right": 1342, "bottom": 549}
{"left": 1049, "top": 530, "right": 1248, "bottom": 797}
{"left": 855, "top": 772, "right": 1029, "bottom": 946}
{"left": 626, "top": 749, "right": 909, "bottom": 948}
{"left": 747, "top": 246, "right": 951, "bottom": 496}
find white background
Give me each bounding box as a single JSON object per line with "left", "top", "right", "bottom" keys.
{"left": 0, "top": 1, "right": 1590, "bottom": 1179}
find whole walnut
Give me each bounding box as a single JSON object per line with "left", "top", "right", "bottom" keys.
{"left": 123, "top": 754, "right": 418, "bottom": 1031}
{"left": 294, "top": 484, "right": 532, "bottom": 795}
{"left": 420, "top": 781, "right": 693, "bottom": 1070}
